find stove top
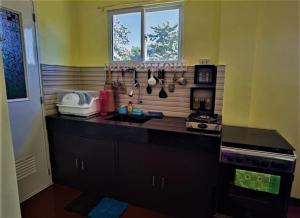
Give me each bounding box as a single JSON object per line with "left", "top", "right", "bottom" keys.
{"left": 186, "top": 113, "right": 222, "bottom": 132}
{"left": 222, "top": 126, "right": 295, "bottom": 154}
{"left": 220, "top": 126, "right": 296, "bottom": 173}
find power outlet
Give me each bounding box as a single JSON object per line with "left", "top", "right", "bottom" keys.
{"left": 199, "top": 58, "right": 210, "bottom": 65}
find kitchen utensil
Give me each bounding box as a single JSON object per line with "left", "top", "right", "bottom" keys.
{"left": 112, "top": 76, "right": 121, "bottom": 89}
{"left": 161, "top": 69, "right": 166, "bottom": 84}
{"left": 148, "top": 69, "right": 156, "bottom": 86}
{"left": 168, "top": 73, "right": 176, "bottom": 92}
{"left": 146, "top": 69, "right": 152, "bottom": 94}
{"left": 112, "top": 77, "right": 120, "bottom": 109}
{"left": 119, "top": 69, "right": 127, "bottom": 94}
{"left": 158, "top": 69, "right": 162, "bottom": 82}
{"left": 178, "top": 71, "right": 187, "bottom": 85}
{"left": 128, "top": 89, "right": 134, "bottom": 98}
{"left": 128, "top": 69, "right": 143, "bottom": 103}
{"left": 103, "top": 68, "right": 115, "bottom": 112}
{"left": 159, "top": 79, "right": 168, "bottom": 98}
{"left": 104, "top": 67, "right": 113, "bottom": 89}
{"left": 153, "top": 75, "right": 159, "bottom": 83}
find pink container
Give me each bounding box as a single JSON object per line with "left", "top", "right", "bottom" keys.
{"left": 99, "top": 90, "right": 108, "bottom": 116}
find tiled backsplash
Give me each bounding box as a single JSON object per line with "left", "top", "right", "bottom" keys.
{"left": 41, "top": 64, "right": 225, "bottom": 117}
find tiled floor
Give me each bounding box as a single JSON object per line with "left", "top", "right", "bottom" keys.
{"left": 21, "top": 184, "right": 299, "bottom": 218}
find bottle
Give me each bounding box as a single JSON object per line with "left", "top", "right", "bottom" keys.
{"left": 127, "top": 101, "right": 133, "bottom": 115}
{"left": 99, "top": 90, "right": 108, "bottom": 116}
{"left": 205, "top": 98, "right": 212, "bottom": 110}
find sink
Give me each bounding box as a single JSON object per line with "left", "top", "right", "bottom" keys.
{"left": 106, "top": 114, "right": 151, "bottom": 124}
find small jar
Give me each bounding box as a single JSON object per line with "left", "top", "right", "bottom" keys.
{"left": 205, "top": 98, "right": 212, "bottom": 110}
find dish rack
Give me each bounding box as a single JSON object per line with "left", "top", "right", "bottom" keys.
{"left": 56, "top": 90, "right": 100, "bottom": 116}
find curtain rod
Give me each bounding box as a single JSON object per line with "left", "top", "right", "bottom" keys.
{"left": 97, "top": 0, "right": 184, "bottom": 12}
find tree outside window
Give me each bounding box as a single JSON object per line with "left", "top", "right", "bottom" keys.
{"left": 110, "top": 6, "right": 181, "bottom": 62}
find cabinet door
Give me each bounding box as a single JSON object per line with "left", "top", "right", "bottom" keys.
{"left": 150, "top": 144, "right": 219, "bottom": 218}
{"left": 49, "top": 132, "right": 82, "bottom": 190}
{"left": 118, "top": 142, "right": 158, "bottom": 209}
{"left": 79, "top": 137, "right": 116, "bottom": 196}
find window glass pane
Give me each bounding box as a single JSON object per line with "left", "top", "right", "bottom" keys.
{"left": 112, "top": 12, "right": 141, "bottom": 61}
{"left": 0, "top": 8, "right": 27, "bottom": 100}
{"left": 145, "top": 8, "right": 180, "bottom": 61}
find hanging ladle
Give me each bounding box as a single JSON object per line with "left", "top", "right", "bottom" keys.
{"left": 146, "top": 69, "right": 152, "bottom": 94}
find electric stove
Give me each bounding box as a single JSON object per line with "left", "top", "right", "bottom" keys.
{"left": 186, "top": 113, "right": 222, "bottom": 133}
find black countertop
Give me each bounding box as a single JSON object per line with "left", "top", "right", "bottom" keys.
{"left": 46, "top": 115, "right": 295, "bottom": 154}
{"left": 47, "top": 114, "right": 221, "bottom": 138}
{"left": 222, "top": 125, "right": 295, "bottom": 154}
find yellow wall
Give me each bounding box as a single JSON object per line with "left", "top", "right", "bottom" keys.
{"left": 34, "top": 0, "right": 80, "bottom": 65}
{"left": 35, "top": 0, "right": 221, "bottom": 66}
{"left": 249, "top": 1, "right": 300, "bottom": 197}
{"left": 35, "top": 0, "right": 300, "bottom": 197}
{"left": 77, "top": 0, "right": 109, "bottom": 66}
{"left": 76, "top": 0, "right": 221, "bottom": 66}
{"left": 218, "top": 1, "right": 258, "bottom": 126}
{"left": 183, "top": 0, "right": 220, "bottom": 65}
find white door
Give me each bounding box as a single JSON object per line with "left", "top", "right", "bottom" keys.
{"left": 0, "top": 0, "right": 51, "bottom": 202}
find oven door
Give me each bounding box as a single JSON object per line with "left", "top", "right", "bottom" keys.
{"left": 215, "top": 163, "right": 294, "bottom": 218}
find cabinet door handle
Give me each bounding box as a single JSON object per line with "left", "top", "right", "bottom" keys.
{"left": 81, "top": 160, "right": 85, "bottom": 170}
{"left": 152, "top": 176, "right": 155, "bottom": 187}
{"left": 161, "top": 177, "right": 165, "bottom": 190}
{"left": 75, "top": 158, "right": 79, "bottom": 169}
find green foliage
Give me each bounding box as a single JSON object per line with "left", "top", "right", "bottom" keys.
{"left": 146, "top": 21, "right": 179, "bottom": 61}
{"left": 113, "top": 19, "right": 141, "bottom": 61}
{"left": 113, "top": 19, "right": 179, "bottom": 61}
{"left": 129, "top": 46, "right": 141, "bottom": 61}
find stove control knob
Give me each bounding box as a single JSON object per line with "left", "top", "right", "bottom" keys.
{"left": 275, "top": 162, "right": 287, "bottom": 170}
{"left": 198, "top": 123, "right": 208, "bottom": 129}
{"left": 236, "top": 157, "right": 243, "bottom": 163}
{"left": 261, "top": 161, "right": 269, "bottom": 168}
{"left": 227, "top": 156, "right": 234, "bottom": 162}
{"left": 252, "top": 159, "right": 260, "bottom": 166}
{"left": 271, "top": 162, "right": 279, "bottom": 169}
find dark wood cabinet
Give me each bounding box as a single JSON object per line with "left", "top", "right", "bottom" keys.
{"left": 118, "top": 142, "right": 157, "bottom": 208}
{"left": 49, "top": 132, "right": 82, "bottom": 190}
{"left": 48, "top": 131, "right": 116, "bottom": 196}
{"left": 78, "top": 137, "right": 116, "bottom": 196}
{"left": 46, "top": 117, "right": 220, "bottom": 218}
{"left": 152, "top": 143, "right": 218, "bottom": 217}
{"left": 118, "top": 141, "right": 219, "bottom": 218}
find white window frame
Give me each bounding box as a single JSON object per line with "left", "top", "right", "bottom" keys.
{"left": 108, "top": 4, "right": 183, "bottom": 64}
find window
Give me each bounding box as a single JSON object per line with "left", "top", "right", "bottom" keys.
{"left": 109, "top": 5, "right": 182, "bottom": 63}
{"left": 0, "top": 7, "right": 28, "bottom": 101}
